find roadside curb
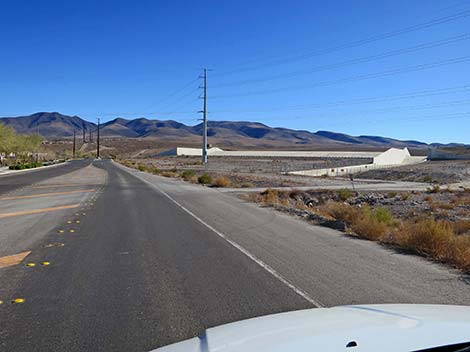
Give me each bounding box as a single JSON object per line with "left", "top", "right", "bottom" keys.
{"left": 0, "top": 161, "right": 69, "bottom": 177}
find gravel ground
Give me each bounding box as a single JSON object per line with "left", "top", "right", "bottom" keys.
{"left": 356, "top": 160, "right": 470, "bottom": 184}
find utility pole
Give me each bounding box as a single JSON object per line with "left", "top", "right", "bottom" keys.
{"left": 199, "top": 68, "right": 208, "bottom": 164}
{"left": 96, "top": 118, "right": 100, "bottom": 159}
{"left": 82, "top": 123, "right": 86, "bottom": 143}
{"left": 35, "top": 120, "right": 39, "bottom": 163}
{"left": 72, "top": 129, "right": 76, "bottom": 159}
{"left": 89, "top": 130, "right": 92, "bottom": 143}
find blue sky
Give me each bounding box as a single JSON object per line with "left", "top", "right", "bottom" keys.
{"left": 1, "top": 0, "right": 469, "bottom": 143}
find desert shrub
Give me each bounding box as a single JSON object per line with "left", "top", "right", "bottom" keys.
{"left": 150, "top": 166, "right": 160, "bottom": 175}
{"left": 337, "top": 188, "right": 353, "bottom": 201}
{"left": 401, "top": 192, "right": 410, "bottom": 201}
{"left": 387, "top": 191, "right": 397, "bottom": 198}
{"left": 161, "top": 171, "right": 178, "bottom": 178}
{"left": 180, "top": 170, "right": 195, "bottom": 180}
{"left": 325, "top": 202, "right": 359, "bottom": 223}
{"left": 373, "top": 207, "right": 393, "bottom": 224}
{"left": 352, "top": 214, "right": 388, "bottom": 241}
{"left": 260, "top": 189, "right": 280, "bottom": 204}
{"left": 240, "top": 182, "right": 254, "bottom": 188}
{"left": 424, "top": 195, "right": 433, "bottom": 202}
{"left": 198, "top": 173, "right": 212, "bottom": 184}
{"left": 212, "top": 176, "right": 231, "bottom": 188}
{"left": 350, "top": 206, "right": 393, "bottom": 241}
{"left": 396, "top": 219, "right": 455, "bottom": 260}
{"left": 137, "top": 164, "right": 147, "bottom": 172}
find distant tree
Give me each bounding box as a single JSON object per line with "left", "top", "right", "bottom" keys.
{"left": 0, "top": 122, "right": 43, "bottom": 164}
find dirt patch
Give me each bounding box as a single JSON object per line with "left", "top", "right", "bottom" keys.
{"left": 356, "top": 160, "right": 470, "bottom": 184}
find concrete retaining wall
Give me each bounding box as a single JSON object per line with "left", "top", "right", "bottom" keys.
{"left": 289, "top": 148, "right": 427, "bottom": 177}
{"left": 159, "top": 147, "right": 380, "bottom": 158}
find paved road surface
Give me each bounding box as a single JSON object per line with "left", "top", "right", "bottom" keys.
{"left": 0, "top": 160, "right": 91, "bottom": 196}
{"left": 0, "top": 159, "right": 469, "bottom": 351}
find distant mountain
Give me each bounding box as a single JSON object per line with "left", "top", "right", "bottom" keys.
{"left": 0, "top": 112, "right": 95, "bottom": 137}
{"left": 0, "top": 111, "right": 455, "bottom": 149}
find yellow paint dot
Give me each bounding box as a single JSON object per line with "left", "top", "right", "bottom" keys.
{"left": 58, "top": 230, "right": 64, "bottom": 234}
{"left": 69, "top": 229, "right": 75, "bottom": 233}
{"left": 12, "top": 298, "right": 25, "bottom": 304}
{"left": 67, "top": 220, "right": 72, "bottom": 224}
{"left": 26, "top": 263, "right": 36, "bottom": 267}
{"left": 75, "top": 220, "right": 80, "bottom": 224}
{"left": 41, "top": 261, "right": 50, "bottom": 266}
{"left": 0, "top": 300, "right": 3, "bottom": 305}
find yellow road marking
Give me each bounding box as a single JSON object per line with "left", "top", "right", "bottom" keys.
{"left": 31, "top": 184, "right": 83, "bottom": 189}
{"left": 12, "top": 298, "right": 25, "bottom": 304}
{"left": 0, "top": 204, "right": 80, "bottom": 219}
{"left": 0, "top": 251, "right": 31, "bottom": 269}
{"left": 0, "top": 189, "right": 95, "bottom": 201}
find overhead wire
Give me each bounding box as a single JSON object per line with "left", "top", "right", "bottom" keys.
{"left": 209, "top": 85, "right": 470, "bottom": 114}
{"left": 212, "top": 34, "right": 470, "bottom": 88}
{"left": 212, "top": 9, "right": 470, "bottom": 77}
{"left": 211, "top": 56, "right": 470, "bottom": 99}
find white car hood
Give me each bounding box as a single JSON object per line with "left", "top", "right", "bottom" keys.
{"left": 153, "top": 304, "right": 470, "bottom": 352}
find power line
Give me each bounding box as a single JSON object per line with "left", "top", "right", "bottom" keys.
{"left": 211, "top": 56, "right": 470, "bottom": 99}
{"left": 141, "top": 77, "right": 199, "bottom": 112}
{"left": 212, "top": 9, "right": 470, "bottom": 77}
{"left": 212, "top": 34, "right": 470, "bottom": 88}
{"left": 211, "top": 85, "right": 470, "bottom": 114}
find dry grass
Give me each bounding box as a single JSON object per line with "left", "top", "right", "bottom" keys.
{"left": 212, "top": 176, "right": 232, "bottom": 188}
{"left": 453, "top": 220, "right": 470, "bottom": 235}
{"left": 253, "top": 196, "right": 470, "bottom": 273}
{"left": 180, "top": 170, "right": 195, "bottom": 181}
{"left": 161, "top": 171, "right": 179, "bottom": 178}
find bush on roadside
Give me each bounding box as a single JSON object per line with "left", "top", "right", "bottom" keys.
{"left": 180, "top": 170, "right": 195, "bottom": 181}
{"left": 150, "top": 166, "right": 161, "bottom": 175}
{"left": 9, "top": 162, "right": 43, "bottom": 170}
{"left": 198, "top": 173, "right": 212, "bottom": 184}
{"left": 240, "top": 182, "right": 255, "bottom": 188}
{"left": 137, "top": 164, "right": 147, "bottom": 172}
{"left": 337, "top": 188, "right": 353, "bottom": 201}
{"left": 212, "top": 176, "right": 231, "bottom": 188}
{"left": 260, "top": 189, "right": 280, "bottom": 204}
{"left": 161, "top": 171, "right": 178, "bottom": 178}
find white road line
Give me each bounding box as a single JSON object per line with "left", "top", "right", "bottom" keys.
{"left": 123, "top": 165, "right": 324, "bottom": 308}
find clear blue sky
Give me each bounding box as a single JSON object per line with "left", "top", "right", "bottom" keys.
{"left": 1, "top": 0, "right": 469, "bottom": 143}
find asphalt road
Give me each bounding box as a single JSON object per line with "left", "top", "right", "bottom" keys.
{"left": 1, "top": 159, "right": 469, "bottom": 351}
{"left": 0, "top": 159, "right": 91, "bottom": 196}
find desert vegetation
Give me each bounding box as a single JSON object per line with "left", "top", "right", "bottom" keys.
{"left": 245, "top": 188, "right": 470, "bottom": 273}
{"left": 0, "top": 122, "right": 43, "bottom": 166}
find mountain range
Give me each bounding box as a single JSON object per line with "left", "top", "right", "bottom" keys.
{"left": 0, "top": 112, "right": 459, "bottom": 149}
